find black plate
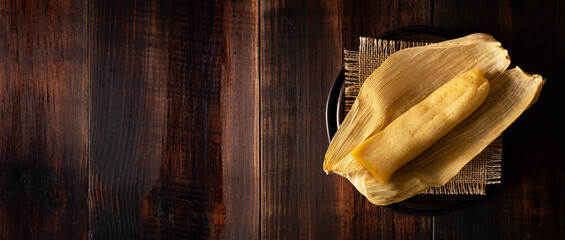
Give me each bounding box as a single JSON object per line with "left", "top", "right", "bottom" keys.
{"left": 325, "top": 26, "right": 492, "bottom": 216}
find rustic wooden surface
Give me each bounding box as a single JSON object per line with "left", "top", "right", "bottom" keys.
{"left": 0, "top": 0, "right": 563, "bottom": 239}
{"left": 0, "top": 0, "right": 88, "bottom": 239}
{"left": 89, "top": 0, "right": 258, "bottom": 239}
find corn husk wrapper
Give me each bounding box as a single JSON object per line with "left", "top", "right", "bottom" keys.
{"left": 323, "top": 33, "right": 545, "bottom": 205}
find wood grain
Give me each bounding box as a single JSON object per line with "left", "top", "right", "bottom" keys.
{"left": 341, "top": 0, "right": 432, "bottom": 49}
{"left": 433, "top": 0, "right": 565, "bottom": 239}
{"left": 0, "top": 0, "right": 88, "bottom": 239}
{"left": 260, "top": 0, "right": 348, "bottom": 238}
{"left": 1, "top": 0, "right": 564, "bottom": 238}
{"left": 138, "top": 2, "right": 226, "bottom": 237}
{"left": 90, "top": 0, "right": 258, "bottom": 239}
{"left": 433, "top": 0, "right": 513, "bottom": 50}
{"left": 221, "top": 1, "right": 260, "bottom": 239}
{"left": 89, "top": 0, "right": 169, "bottom": 238}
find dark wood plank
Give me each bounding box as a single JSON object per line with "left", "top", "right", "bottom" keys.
{"left": 433, "top": 0, "right": 565, "bottom": 239}
{"left": 341, "top": 0, "right": 432, "bottom": 49}
{"left": 221, "top": 1, "right": 260, "bottom": 239}
{"left": 433, "top": 0, "right": 513, "bottom": 49}
{"left": 261, "top": 0, "right": 431, "bottom": 239}
{"left": 0, "top": 0, "right": 88, "bottom": 239}
{"left": 90, "top": 0, "right": 259, "bottom": 239}
{"left": 260, "top": 0, "right": 346, "bottom": 238}
{"left": 89, "top": 0, "right": 170, "bottom": 238}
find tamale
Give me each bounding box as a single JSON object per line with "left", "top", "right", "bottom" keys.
{"left": 350, "top": 68, "right": 490, "bottom": 185}
{"left": 323, "top": 34, "right": 544, "bottom": 205}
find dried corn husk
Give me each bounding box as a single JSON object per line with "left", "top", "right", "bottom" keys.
{"left": 323, "top": 33, "right": 544, "bottom": 205}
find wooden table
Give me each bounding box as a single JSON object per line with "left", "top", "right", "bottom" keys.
{"left": 1, "top": 0, "right": 563, "bottom": 239}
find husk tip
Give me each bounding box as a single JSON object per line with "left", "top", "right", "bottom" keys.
{"left": 514, "top": 66, "right": 545, "bottom": 83}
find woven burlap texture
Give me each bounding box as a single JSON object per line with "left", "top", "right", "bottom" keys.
{"left": 343, "top": 37, "right": 501, "bottom": 195}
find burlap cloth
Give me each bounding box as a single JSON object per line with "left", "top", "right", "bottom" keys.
{"left": 343, "top": 37, "right": 502, "bottom": 195}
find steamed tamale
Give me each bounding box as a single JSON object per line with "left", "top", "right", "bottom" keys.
{"left": 350, "top": 68, "right": 490, "bottom": 185}
{"left": 323, "top": 34, "right": 544, "bottom": 205}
